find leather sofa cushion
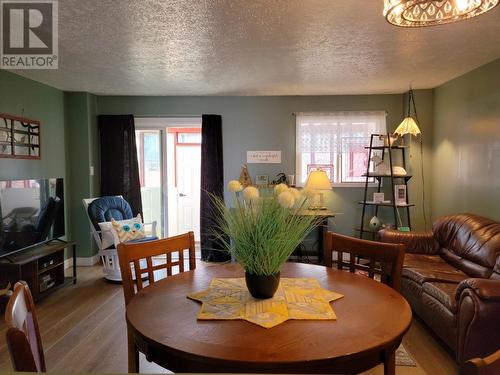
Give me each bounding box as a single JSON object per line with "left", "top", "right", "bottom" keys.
{"left": 433, "top": 214, "right": 500, "bottom": 277}
{"left": 401, "top": 278, "right": 425, "bottom": 318}
{"left": 441, "top": 248, "right": 492, "bottom": 279}
{"left": 421, "top": 292, "right": 457, "bottom": 352}
{"left": 403, "top": 253, "right": 468, "bottom": 284}
{"left": 423, "top": 282, "right": 458, "bottom": 312}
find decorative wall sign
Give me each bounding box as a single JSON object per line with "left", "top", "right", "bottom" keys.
{"left": 0, "top": 113, "right": 41, "bottom": 159}
{"left": 247, "top": 151, "right": 281, "bottom": 164}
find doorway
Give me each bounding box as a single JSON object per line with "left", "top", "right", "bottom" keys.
{"left": 135, "top": 118, "right": 202, "bottom": 242}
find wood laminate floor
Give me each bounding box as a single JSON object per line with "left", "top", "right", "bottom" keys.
{"left": 0, "top": 265, "right": 459, "bottom": 374}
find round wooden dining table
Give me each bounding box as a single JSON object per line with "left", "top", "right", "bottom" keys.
{"left": 126, "top": 262, "right": 412, "bottom": 374}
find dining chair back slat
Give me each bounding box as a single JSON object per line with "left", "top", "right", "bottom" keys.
{"left": 324, "top": 232, "right": 405, "bottom": 291}
{"left": 4, "top": 281, "right": 46, "bottom": 372}
{"left": 369, "top": 258, "right": 375, "bottom": 279}
{"left": 146, "top": 257, "right": 154, "bottom": 281}
{"left": 118, "top": 231, "right": 196, "bottom": 305}
{"left": 166, "top": 253, "right": 173, "bottom": 276}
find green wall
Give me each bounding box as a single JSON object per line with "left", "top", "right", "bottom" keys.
{"left": 65, "top": 92, "right": 99, "bottom": 257}
{"left": 0, "top": 70, "right": 70, "bottom": 244}
{"left": 97, "top": 93, "right": 434, "bottom": 236}
{"left": 432, "top": 58, "right": 500, "bottom": 221}
{"left": 0, "top": 72, "right": 98, "bottom": 258}
{"left": 0, "top": 71, "right": 66, "bottom": 180}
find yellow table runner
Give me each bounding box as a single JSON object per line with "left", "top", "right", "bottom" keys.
{"left": 187, "top": 277, "right": 343, "bottom": 328}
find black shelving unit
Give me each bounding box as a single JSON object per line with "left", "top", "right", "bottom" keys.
{"left": 357, "top": 133, "right": 413, "bottom": 239}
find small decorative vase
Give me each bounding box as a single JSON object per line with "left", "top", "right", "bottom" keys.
{"left": 245, "top": 271, "right": 280, "bottom": 299}
{"left": 369, "top": 216, "right": 382, "bottom": 230}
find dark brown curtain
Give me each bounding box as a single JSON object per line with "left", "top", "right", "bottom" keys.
{"left": 98, "top": 115, "right": 143, "bottom": 216}
{"left": 200, "top": 114, "right": 230, "bottom": 262}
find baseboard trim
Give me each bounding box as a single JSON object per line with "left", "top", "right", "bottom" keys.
{"left": 64, "top": 258, "right": 73, "bottom": 269}
{"left": 65, "top": 255, "right": 100, "bottom": 268}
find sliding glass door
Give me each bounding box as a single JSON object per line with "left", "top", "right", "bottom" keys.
{"left": 136, "top": 130, "right": 163, "bottom": 237}
{"left": 135, "top": 118, "right": 202, "bottom": 241}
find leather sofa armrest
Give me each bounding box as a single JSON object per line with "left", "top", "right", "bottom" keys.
{"left": 378, "top": 229, "right": 439, "bottom": 254}
{"left": 456, "top": 279, "right": 500, "bottom": 363}
{"left": 456, "top": 278, "right": 500, "bottom": 301}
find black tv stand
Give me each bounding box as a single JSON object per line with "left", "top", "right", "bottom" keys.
{"left": 0, "top": 241, "right": 76, "bottom": 302}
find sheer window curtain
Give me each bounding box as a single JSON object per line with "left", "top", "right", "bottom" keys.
{"left": 295, "top": 111, "right": 387, "bottom": 186}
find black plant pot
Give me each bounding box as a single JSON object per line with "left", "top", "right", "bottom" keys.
{"left": 245, "top": 271, "right": 280, "bottom": 299}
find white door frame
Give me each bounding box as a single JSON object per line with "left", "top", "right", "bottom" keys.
{"left": 135, "top": 117, "right": 202, "bottom": 239}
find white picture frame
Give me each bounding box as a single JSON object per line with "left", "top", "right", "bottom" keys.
{"left": 394, "top": 185, "right": 407, "bottom": 206}
{"left": 373, "top": 192, "right": 385, "bottom": 203}
{"left": 255, "top": 174, "right": 269, "bottom": 187}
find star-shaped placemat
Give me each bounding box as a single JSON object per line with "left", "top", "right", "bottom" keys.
{"left": 187, "top": 277, "right": 343, "bottom": 328}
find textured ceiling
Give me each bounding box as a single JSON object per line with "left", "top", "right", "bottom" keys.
{"left": 10, "top": 0, "right": 500, "bottom": 95}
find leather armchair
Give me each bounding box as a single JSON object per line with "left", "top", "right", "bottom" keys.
{"left": 379, "top": 214, "right": 500, "bottom": 364}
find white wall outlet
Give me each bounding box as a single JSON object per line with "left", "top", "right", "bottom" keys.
{"left": 90, "top": 166, "right": 94, "bottom": 176}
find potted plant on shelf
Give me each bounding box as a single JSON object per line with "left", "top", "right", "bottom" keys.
{"left": 211, "top": 181, "right": 319, "bottom": 299}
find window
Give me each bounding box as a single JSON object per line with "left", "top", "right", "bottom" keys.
{"left": 136, "top": 131, "right": 161, "bottom": 188}
{"left": 295, "top": 111, "right": 387, "bottom": 187}
{"left": 177, "top": 132, "right": 201, "bottom": 144}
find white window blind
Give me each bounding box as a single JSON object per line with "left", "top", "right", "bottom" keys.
{"left": 295, "top": 111, "right": 387, "bottom": 186}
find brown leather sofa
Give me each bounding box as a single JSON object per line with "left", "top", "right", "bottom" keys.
{"left": 379, "top": 214, "right": 500, "bottom": 364}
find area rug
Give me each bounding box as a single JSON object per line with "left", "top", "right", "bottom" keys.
{"left": 396, "top": 344, "right": 417, "bottom": 367}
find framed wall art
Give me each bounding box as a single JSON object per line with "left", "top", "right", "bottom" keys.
{"left": 255, "top": 174, "right": 269, "bottom": 187}
{"left": 394, "top": 185, "right": 407, "bottom": 206}
{"left": 0, "top": 113, "right": 41, "bottom": 159}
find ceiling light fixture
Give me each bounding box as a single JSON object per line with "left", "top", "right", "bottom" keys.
{"left": 383, "top": 0, "right": 499, "bottom": 27}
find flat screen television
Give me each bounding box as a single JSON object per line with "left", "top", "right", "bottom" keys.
{"left": 0, "top": 178, "right": 65, "bottom": 258}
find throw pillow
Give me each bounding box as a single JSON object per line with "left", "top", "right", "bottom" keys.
{"left": 97, "top": 221, "right": 115, "bottom": 249}
{"left": 111, "top": 214, "right": 146, "bottom": 243}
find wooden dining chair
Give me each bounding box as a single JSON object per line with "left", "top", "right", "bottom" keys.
{"left": 324, "top": 232, "right": 405, "bottom": 292}
{"left": 4, "top": 281, "right": 46, "bottom": 373}
{"left": 117, "top": 231, "right": 196, "bottom": 373}
{"left": 117, "top": 231, "right": 196, "bottom": 306}
{"left": 460, "top": 350, "right": 500, "bottom": 375}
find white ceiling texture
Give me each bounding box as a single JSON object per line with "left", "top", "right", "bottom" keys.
{"left": 10, "top": 0, "right": 500, "bottom": 95}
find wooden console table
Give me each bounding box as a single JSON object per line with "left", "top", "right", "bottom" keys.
{"left": 0, "top": 241, "right": 76, "bottom": 301}
{"left": 298, "top": 210, "right": 336, "bottom": 264}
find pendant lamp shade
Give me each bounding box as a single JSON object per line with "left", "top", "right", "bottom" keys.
{"left": 394, "top": 116, "right": 421, "bottom": 136}
{"left": 394, "top": 89, "right": 422, "bottom": 137}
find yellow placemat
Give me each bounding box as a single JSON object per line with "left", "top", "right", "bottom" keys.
{"left": 187, "top": 277, "right": 343, "bottom": 328}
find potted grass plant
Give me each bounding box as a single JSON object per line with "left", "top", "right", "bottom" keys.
{"left": 212, "top": 181, "right": 319, "bottom": 299}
